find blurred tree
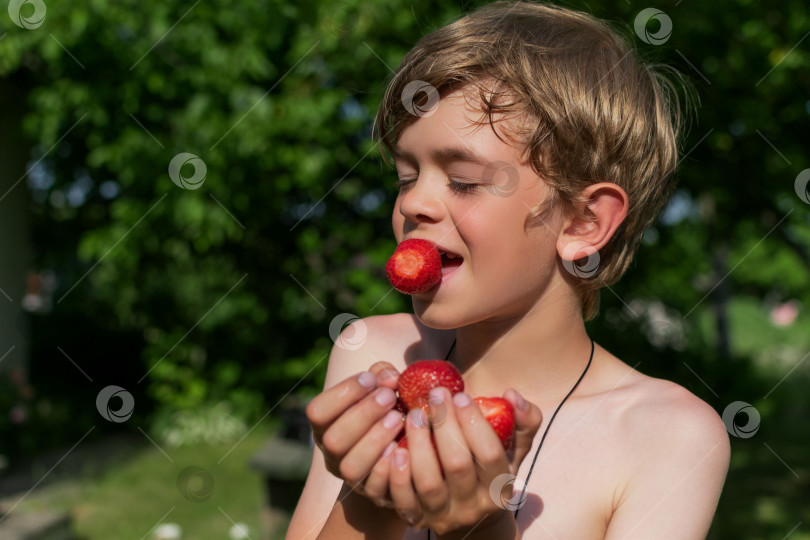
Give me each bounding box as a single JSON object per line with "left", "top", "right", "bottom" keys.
{"left": 0, "top": 0, "right": 808, "bottom": 535}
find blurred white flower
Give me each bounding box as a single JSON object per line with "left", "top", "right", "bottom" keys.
{"left": 229, "top": 523, "right": 250, "bottom": 539}
{"left": 154, "top": 523, "right": 182, "bottom": 540}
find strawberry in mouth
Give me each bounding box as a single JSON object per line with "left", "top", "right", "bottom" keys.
{"left": 386, "top": 239, "right": 442, "bottom": 294}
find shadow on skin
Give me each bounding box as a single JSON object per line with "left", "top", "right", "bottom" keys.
{"left": 403, "top": 315, "right": 456, "bottom": 366}
{"left": 338, "top": 483, "right": 409, "bottom": 538}
{"left": 516, "top": 493, "right": 544, "bottom": 534}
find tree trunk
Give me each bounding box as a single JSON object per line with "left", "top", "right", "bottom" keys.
{"left": 0, "top": 73, "right": 33, "bottom": 380}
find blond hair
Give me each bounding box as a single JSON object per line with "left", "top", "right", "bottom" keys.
{"left": 374, "top": 0, "right": 691, "bottom": 320}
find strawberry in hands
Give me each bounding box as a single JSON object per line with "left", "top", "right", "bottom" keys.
{"left": 387, "top": 386, "right": 542, "bottom": 536}
{"left": 474, "top": 397, "right": 515, "bottom": 452}
{"left": 397, "top": 359, "right": 465, "bottom": 411}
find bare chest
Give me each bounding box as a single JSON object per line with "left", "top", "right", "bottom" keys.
{"left": 402, "top": 401, "right": 622, "bottom": 540}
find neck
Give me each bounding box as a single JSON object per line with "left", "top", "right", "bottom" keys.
{"left": 450, "top": 290, "right": 594, "bottom": 406}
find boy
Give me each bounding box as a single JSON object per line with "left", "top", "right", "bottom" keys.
{"left": 287, "top": 1, "right": 730, "bottom": 538}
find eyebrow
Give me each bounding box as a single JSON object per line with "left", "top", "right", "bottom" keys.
{"left": 392, "top": 145, "right": 489, "bottom": 166}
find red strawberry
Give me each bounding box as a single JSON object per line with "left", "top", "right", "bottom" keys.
{"left": 474, "top": 397, "right": 515, "bottom": 451}
{"left": 385, "top": 238, "right": 441, "bottom": 294}
{"left": 397, "top": 360, "right": 464, "bottom": 411}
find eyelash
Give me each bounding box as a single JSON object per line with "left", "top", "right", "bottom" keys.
{"left": 394, "top": 178, "right": 478, "bottom": 195}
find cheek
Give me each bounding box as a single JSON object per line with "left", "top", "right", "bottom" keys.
{"left": 460, "top": 205, "right": 522, "bottom": 261}
{"left": 461, "top": 203, "right": 555, "bottom": 277}
{"left": 391, "top": 200, "right": 404, "bottom": 241}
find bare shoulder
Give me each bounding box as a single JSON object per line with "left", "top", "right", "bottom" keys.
{"left": 287, "top": 313, "right": 437, "bottom": 540}
{"left": 613, "top": 371, "right": 730, "bottom": 454}
{"left": 351, "top": 312, "right": 421, "bottom": 367}
{"left": 326, "top": 313, "right": 451, "bottom": 386}
{"left": 591, "top": 355, "right": 731, "bottom": 538}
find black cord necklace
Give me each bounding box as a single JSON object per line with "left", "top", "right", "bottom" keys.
{"left": 427, "top": 337, "right": 595, "bottom": 539}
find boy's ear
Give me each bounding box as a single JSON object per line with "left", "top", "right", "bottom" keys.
{"left": 555, "top": 182, "right": 628, "bottom": 261}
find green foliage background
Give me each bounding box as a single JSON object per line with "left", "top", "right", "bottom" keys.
{"left": 1, "top": 0, "right": 808, "bottom": 538}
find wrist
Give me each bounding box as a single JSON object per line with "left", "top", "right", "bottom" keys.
{"left": 434, "top": 510, "right": 518, "bottom": 540}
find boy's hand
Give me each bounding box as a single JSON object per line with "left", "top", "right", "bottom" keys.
{"left": 387, "top": 386, "right": 542, "bottom": 536}
{"left": 306, "top": 361, "right": 405, "bottom": 500}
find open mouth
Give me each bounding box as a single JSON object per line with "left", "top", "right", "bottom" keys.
{"left": 439, "top": 249, "right": 464, "bottom": 273}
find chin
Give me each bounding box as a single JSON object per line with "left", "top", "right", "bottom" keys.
{"left": 412, "top": 300, "right": 468, "bottom": 330}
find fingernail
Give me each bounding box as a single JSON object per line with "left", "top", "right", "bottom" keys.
{"left": 394, "top": 448, "right": 408, "bottom": 470}
{"left": 401, "top": 512, "right": 415, "bottom": 524}
{"left": 409, "top": 408, "right": 426, "bottom": 428}
{"left": 453, "top": 391, "right": 471, "bottom": 407}
{"left": 375, "top": 388, "right": 396, "bottom": 407}
{"left": 381, "top": 441, "right": 396, "bottom": 458}
{"left": 378, "top": 369, "right": 398, "bottom": 382}
{"left": 383, "top": 410, "right": 402, "bottom": 429}
{"left": 428, "top": 387, "right": 444, "bottom": 403}
{"left": 358, "top": 371, "right": 376, "bottom": 388}
{"left": 511, "top": 389, "right": 528, "bottom": 411}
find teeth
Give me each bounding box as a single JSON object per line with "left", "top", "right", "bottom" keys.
{"left": 446, "top": 253, "right": 458, "bottom": 259}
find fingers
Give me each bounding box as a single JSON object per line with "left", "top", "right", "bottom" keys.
{"left": 306, "top": 370, "right": 379, "bottom": 440}
{"left": 404, "top": 406, "right": 452, "bottom": 515}
{"left": 340, "top": 409, "right": 405, "bottom": 487}
{"left": 503, "top": 387, "right": 543, "bottom": 468}
{"left": 364, "top": 441, "right": 397, "bottom": 507}
{"left": 368, "top": 361, "right": 401, "bottom": 391}
{"left": 389, "top": 446, "right": 423, "bottom": 528}
{"left": 427, "top": 388, "right": 478, "bottom": 496}
{"left": 320, "top": 386, "right": 398, "bottom": 458}
{"left": 452, "top": 390, "right": 510, "bottom": 487}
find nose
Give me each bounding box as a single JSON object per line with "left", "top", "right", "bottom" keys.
{"left": 397, "top": 173, "right": 443, "bottom": 227}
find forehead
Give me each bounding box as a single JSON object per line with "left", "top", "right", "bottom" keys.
{"left": 394, "top": 86, "right": 528, "bottom": 166}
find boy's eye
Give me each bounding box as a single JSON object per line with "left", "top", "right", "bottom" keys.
{"left": 448, "top": 179, "right": 477, "bottom": 195}
{"left": 393, "top": 177, "right": 479, "bottom": 195}
{"left": 394, "top": 177, "right": 416, "bottom": 190}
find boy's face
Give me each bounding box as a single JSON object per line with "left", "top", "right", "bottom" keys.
{"left": 391, "top": 86, "right": 564, "bottom": 328}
